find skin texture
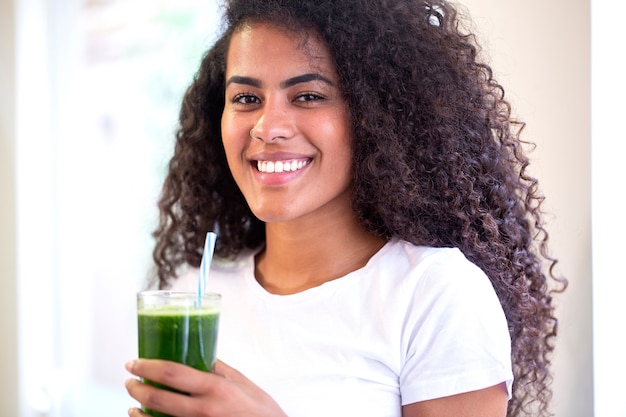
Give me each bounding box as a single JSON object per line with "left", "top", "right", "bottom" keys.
{"left": 402, "top": 383, "right": 508, "bottom": 417}
{"left": 142, "top": 1, "right": 568, "bottom": 416}
{"left": 126, "top": 359, "right": 287, "bottom": 417}
{"left": 222, "top": 24, "right": 353, "bottom": 225}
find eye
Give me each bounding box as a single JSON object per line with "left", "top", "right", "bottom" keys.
{"left": 232, "top": 93, "right": 260, "bottom": 105}
{"left": 294, "top": 92, "right": 325, "bottom": 103}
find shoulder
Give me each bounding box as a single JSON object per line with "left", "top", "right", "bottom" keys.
{"left": 371, "top": 239, "right": 490, "bottom": 293}
{"left": 389, "top": 242, "right": 513, "bottom": 404}
{"left": 357, "top": 239, "right": 503, "bottom": 336}
{"left": 377, "top": 239, "right": 479, "bottom": 270}
{"left": 382, "top": 240, "right": 502, "bottom": 319}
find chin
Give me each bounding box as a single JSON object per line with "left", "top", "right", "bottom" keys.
{"left": 251, "top": 207, "right": 300, "bottom": 224}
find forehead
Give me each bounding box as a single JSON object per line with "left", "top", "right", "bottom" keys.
{"left": 225, "top": 23, "right": 336, "bottom": 77}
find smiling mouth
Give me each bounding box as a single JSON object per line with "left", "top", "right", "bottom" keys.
{"left": 256, "top": 159, "right": 311, "bottom": 173}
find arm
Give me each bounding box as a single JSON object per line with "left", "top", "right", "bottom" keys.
{"left": 125, "top": 359, "right": 288, "bottom": 417}
{"left": 402, "top": 383, "right": 508, "bottom": 417}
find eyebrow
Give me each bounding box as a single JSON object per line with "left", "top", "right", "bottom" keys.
{"left": 225, "top": 73, "right": 335, "bottom": 89}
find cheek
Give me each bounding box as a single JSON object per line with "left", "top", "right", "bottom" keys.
{"left": 221, "top": 139, "right": 243, "bottom": 180}
{"left": 220, "top": 141, "right": 242, "bottom": 186}
{"left": 326, "top": 118, "right": 353, "bottom": 169}
{"left": 220, "top": 116, "right": 241, "bottom": 163}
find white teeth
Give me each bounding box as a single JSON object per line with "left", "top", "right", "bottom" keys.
{"left": 257, "top": 159, "right": 309, "bottom": 173}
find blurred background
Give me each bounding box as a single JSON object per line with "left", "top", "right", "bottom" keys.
{"left": 0, "top": 0, "right": 618, "bottom": 416}
{"left": 2, "top": 0, "right": 221, "bottom": 415}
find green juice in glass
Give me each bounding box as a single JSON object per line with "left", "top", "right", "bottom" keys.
{"left": 137, "top": 292, "right": 220, "bottom": 417}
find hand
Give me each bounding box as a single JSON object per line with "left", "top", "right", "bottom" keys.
{"left": 125, "top": 359, "right": 288, "bottom": 417}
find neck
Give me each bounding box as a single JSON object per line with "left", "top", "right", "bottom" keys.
{"left": 255, "top": 210, "right": 387, "bottom": 295}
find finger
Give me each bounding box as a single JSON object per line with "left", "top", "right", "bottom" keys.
{"left": 126, "top": 377, "right": 200, "bottom": 417}
{"left": 127, "top": 407, "right": 149, "bottom": 417}
{"left": 214, "top": 359, "right": 248, "bottom": 383}
{"left": 127, "top": 359, "right": 222, "bottom": 395}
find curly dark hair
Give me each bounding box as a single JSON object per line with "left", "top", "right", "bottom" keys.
{"left": 151, "top": 0, "right": 567, "bottom": 416}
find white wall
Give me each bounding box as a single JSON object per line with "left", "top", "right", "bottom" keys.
{"left": 591, "top": 1, "right": 626, "bottom": 417}
{"left": 458, "top": 1, "right": 592, "bottom": 416}
{"left": 0, "top": 0, "right": 19, "bottom": 415}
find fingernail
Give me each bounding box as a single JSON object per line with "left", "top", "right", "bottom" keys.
{"left": 125, "top": 360, "right": 136, "bottom": 371}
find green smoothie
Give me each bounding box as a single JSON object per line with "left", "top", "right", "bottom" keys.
{"left": 138, "top": 303, "right": 220, "bottom": 417}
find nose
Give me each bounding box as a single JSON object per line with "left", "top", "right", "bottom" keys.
{"left": 250, "top": 98, "right": 295, "bottom": 143}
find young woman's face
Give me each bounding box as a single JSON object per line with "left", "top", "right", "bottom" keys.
{"left": 221, "top": 23, "right": 353, "bottom": 224}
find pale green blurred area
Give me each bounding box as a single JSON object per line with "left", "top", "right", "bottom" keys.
{"left": 82, "top": 0, "right": 221, "bottom": 193}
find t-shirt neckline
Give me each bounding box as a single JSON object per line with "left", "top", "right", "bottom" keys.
{"left": 243, "top": 238, "right": 398, "bottom": 303}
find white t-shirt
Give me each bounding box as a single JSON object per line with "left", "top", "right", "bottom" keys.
{"left": 175, "top": 238, "right": 513, "bottom": 417}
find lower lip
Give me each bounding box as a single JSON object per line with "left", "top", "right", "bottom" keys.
{"left": 252, "top": 164, "right": 309, "bottom": 186}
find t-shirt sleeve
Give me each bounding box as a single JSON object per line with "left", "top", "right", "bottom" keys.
{"left": 399, "top": 249, "right": 513, "bottom": 405}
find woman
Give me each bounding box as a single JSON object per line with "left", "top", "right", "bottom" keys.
{"left": 125, "top": 1, "right": 566, "bottom": 416}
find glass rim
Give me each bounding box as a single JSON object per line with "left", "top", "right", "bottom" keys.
{"left": 137, "top": 290, "right": 221, "bottom": 300}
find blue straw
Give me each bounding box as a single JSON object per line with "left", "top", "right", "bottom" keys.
{"left": 197, "top": 231, "right": 217, "bottom": 307}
